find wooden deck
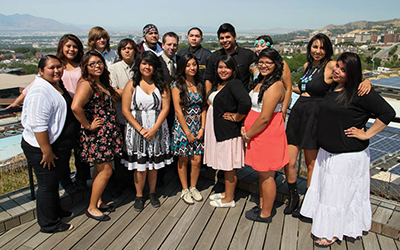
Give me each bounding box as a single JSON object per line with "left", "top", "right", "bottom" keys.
{"left": 0, "top": 169, "right": 399, "bottom": 250}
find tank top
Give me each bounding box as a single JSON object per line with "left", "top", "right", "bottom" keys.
{"left": 297, "top": 64, "right": 330, "bottom": 97}
{"left": 249, "top": 90, "right": 282, "bottom": 113}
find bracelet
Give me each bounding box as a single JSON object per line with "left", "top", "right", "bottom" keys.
{"left": 244, "top": 132, "right": 251, "bottom": 140}
{"left": 139, "top": 127, "right": 143, "bottom": 132}
{"left": 200, "top": 127, "right": 205, "bottom": 130}
{"left": 87, "top": 124, "right": 92, "bottom": 130}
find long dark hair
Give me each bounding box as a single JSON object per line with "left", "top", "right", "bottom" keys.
{"left": 56, "top": 34, "right": 84, "bottom": 64}
{"left": 80, "top": 50, "right": 120, "bottom": 103}
{"left": 174, "top": 53, "right": 206, "bottom": 112}
{"left": 305, "top": 33, "right": 333, "bottom": 72}
{"left": 334, "top": 52, "right": 363, "bottom": 107}
{"left": 209, "top": 55, "right": 241, "bottom": 95}
{"left": 132, "top": 51, "right": 166, "bottom": 93}
{"left": 252, "top": 48, "right": 283, "bottom": 104}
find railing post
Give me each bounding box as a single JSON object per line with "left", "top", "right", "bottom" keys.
{"left": 27, "top": 164, "right": 35, "bottom": 200}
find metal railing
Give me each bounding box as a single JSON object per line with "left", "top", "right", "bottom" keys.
{"left": 1, "top": 107, "right": 400, "bottom": 203}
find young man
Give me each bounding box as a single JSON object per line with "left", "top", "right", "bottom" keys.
{"left": 108, "top": 39, "right": 138, "bottom": 197}
{"left": 204, "top": 23, "right": 256, "bottom": 92}
{"left": 137, "top": 24, "right": 163, "bottom": 57}
{"left": 87, "top": 26, "right": 117, "bottom": 67}
{"left": 177, "top": 27, "right": 211, "bottom": 78}
{"left": 160, "top": 32, "right": 180, "bottom": 84}
{"left": 159, "top": 31, "right": 180, "bottom": 187}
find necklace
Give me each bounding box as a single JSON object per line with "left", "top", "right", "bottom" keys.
{"left": 186, "top": 80, "right": 195, "bottom": 88}
{"left": 300, "top": 64, "right": 321, "bottom": 92}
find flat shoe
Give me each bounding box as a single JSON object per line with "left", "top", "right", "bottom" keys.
{"left": 99, "top": 204, "right": 115, "bottom": 212}
{"left": 210, "top": 199, "right": 235, "bottom": 208}
{"left": 40, "top": 223, "right": 73, "bottom": 234}
{"left": 209, "top": 193, "right": 225, "bottom": 201}
{"left": 85, "top": 210, "right": 110, "bottom": 221}
{"left": 245, "top": 208, "right": 275, "bottom": 223}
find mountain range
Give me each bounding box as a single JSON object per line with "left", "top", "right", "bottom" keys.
{"left": 0, "top": 13, "right": 399, "bottom": 34}
{"left": 0, "top": 14, "right": 80, "bottom": 31}
{"left": 320, "top": 18, "right": 400, "bottom": 32}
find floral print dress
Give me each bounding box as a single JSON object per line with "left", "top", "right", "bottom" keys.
{"left": 79, "top": 91, "right": 122, "bottom": 163}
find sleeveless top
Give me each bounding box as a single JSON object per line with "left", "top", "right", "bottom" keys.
{"left": 297, "top": 64, "right": 330, "bottom": 97}
{"left": 249, "top": 90, "right": 282, "bottom": 113}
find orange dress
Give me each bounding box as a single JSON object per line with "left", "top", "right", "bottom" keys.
{"left": 244, "top": 91, "right": 289, "bottom": 172}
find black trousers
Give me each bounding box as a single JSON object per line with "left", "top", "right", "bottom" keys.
{"left": 21, "top": 140, "right": 69, "bottom": 231}
{"left": 73, "top": 146, "right": 91, "bottom": 183}
{"left": 113, "top": 124, "right": 133, "bottom": 189}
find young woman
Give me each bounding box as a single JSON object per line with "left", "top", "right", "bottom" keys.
{"left": 204, "top": 55, "right": 251, "bottom": 208}
{"left": 284, "top": 33, "right": 371, "bottom": 216}
{"left": 87, "top": 26, "right": 117, "bottom": 67}
{"left": 242, "top": 49, "right": 289, "bottom": 223}
{"left": 72, "top": 51, "right": 123, "bottom": 221}
{"left": 10, "top": 34, "right": 88, "bottom": 192}
{"left": 300, "top": 52, "right": 395, "bottom": 246}
{"left": 21, "top": 55, "right": 76, "bottom": 233}
{"left": 250, "top": 35, "right": 292, "bottom": 120}
{"left": 122, "top": 51, "right": 172, "bottom": 212}
{"left": 171, "top": 54, "right": 206, "bottom": 204}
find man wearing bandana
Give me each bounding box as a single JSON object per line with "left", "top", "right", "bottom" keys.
{"left": 137, "top": 24, "right": 163, "bottom": 57}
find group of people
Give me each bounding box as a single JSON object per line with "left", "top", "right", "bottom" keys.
{"left": 14, "top": 22, "right": 396, "bottom": 247}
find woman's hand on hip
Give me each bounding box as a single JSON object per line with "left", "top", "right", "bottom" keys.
{"left": 344, "top": 127, "right": 368, "bottom": 140}
{"left": 89, "top": 117, "right": 104, "bottom": 131}
{"left": 41, "top": 151, "right": 58, "bottom": 169}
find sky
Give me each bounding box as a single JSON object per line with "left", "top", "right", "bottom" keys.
{"left": 1, "top": 0, "right": 399, "bottom": 33}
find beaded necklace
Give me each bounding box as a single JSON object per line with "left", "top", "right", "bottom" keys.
{"left": 300, "top": 64, "right": 321, "bottom": 92}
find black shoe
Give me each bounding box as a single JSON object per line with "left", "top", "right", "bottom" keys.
{"left": 284, "top": 188, "right": 299, "bottom": 215}
{"left": 250, "top": 205, "right": 261, "bottom": 213}
{"left": 85, "top": 210, "right": 110, "bottom": 221}
{"left": 149, "top": 193, "right": 160, "bottom": 208}
{"left": 134, "top": 197, "right": 144, "bottom": 212}
{"left": 59, "top": 209, "right": 73, "bottom": 218}
{"left": 245, "top": 208, "right": 276, "bottom": 223}
{"left": 40, "top": 223, "right": 74, "bottom": 233}
{"left": 99, "top": 204, "right": 116, "bottom": 212}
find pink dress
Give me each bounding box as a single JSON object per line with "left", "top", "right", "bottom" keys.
{"left": 244, "top": 91, "right": 289, "bottom": 172}
{"left": 203, "top": 91, "right": 245, "bottom": 171}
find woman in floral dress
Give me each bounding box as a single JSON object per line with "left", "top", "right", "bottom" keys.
{"left": 171, "top": 54, "right": 206, "bottom": 204}
{"left": 72, "top": 51, "right": 122, "bottom": 221}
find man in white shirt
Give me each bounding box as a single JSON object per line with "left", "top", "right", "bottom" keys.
{"left": 108, "top": 38, "right": 138, "bottom": 197}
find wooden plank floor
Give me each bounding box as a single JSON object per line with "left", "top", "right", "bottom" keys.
{"left": 0, "top": 174, "right": 399, "bottom": 250}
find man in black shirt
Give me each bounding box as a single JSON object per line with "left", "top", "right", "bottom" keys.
{"left": 204, "top": 23, "right": 256, "bottom": 92}
{"left": 177, "top": 27, "right": 211, "bottom": 78}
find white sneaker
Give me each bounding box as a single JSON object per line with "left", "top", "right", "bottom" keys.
{"left": 190, "top": 187, "right": 203, "bottom": 202}
{"left": 209, "top": 193, "right": 225, "bottom": 201}
{"left": 210, "top": 199, "right": 236, "bottom": 208}
{"left": 181, "top": 189, "right": 194, "bottom": 205}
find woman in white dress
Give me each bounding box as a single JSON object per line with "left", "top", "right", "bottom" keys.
{"left": 300, "top": 52, "right": 395, "bottom": 247}
{"left": 122, "top": 51, "right": 172, "bottom": 212}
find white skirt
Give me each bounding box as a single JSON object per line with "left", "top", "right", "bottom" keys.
{"left": 300, "top": 147, "right": 372, "bottom": 241}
